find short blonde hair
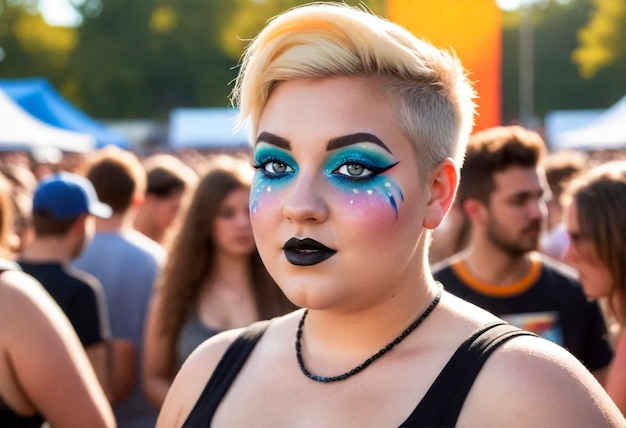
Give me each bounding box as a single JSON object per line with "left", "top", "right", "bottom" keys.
{"left": 232, "top": 2, "right": 476, "bottom": 177}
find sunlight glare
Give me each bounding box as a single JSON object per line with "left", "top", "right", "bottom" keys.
{"left": 39, "top": 0, "right": 82, "bottom": 27}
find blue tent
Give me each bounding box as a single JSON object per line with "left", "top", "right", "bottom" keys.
{"left": 0, "top": 77, "right": 130, "bottom": 149}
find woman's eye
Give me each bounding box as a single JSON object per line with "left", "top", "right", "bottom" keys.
{"left": 263, "top": 160, "right": 293, "bottom": 174}
{"left": 335, "top": 163, "right": 372, "bottom": 178}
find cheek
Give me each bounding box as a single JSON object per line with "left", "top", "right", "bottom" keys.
{"left": 250, "top": 181, "right": 285, "bottom": 246}
{"left": 335, "top": 189, "right": 401, "bottom": 231}
{"left": 250, "top": 182, "right": 282, "bottom": 230}
{"left": 249, "top": 175, "right": 405, "bottom": 231}
{"left": 330, "top": 180, "right": 409, "bottom": 247}
{"left": 334, "top": 177, "right": 404, "bottom": 220}
{"left": 588, "top": 261, "right": 613, "bottom": 286}
{"left": 161, "top": 203, "right": 180, "bottom": 223}
{"left": 250, "top": 176, "right": 286, "bottom": 215}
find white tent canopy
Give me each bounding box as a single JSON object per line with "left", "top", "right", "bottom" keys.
{"left": 551, "top": 96, "right": 626, "bottom": 151}
{"left": 168, "top": 108, "right": 249, "bottom": 149}
{"left": 0, "top": 89, "right": 95, "bottom": 153}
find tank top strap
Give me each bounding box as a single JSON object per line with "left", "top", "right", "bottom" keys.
{"left": 183, "top": 319, "right": 272, "bottom": 427}
{"left": 401, "top": 322, "right": 537, "bottom": 427}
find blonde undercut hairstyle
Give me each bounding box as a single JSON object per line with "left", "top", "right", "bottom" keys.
{"left": 232, "top": 2, "right": 477, "bottom": 179}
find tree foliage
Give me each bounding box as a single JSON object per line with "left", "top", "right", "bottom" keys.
{"left": 501, "top": 0, "right": 626, "bottom": 123}
{"left": 65, "top": 0, "right": 240, "bottom": 119}
{"left": 572, "top": 0, "right": 626, "bottom": 78}
{"left": 65, "top": 0, "right": 385, "bottom": 119}
{"left": 0, "top": 0, "right": 624, "bottom": 124}
{"left": 0, "top": 1, "right": 77, "bottom": 85}
{"left": 220, "top": 0, "right": 386, "bottom": 60}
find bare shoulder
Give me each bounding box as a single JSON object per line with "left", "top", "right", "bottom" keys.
{"left": 459, "top": 335, "right": 625, "bottom": 428}
{"left": 157, "top": 313, "right": 298, "bottom": 427}
{"left": 0, "top": 270, "right": 57, "bottom": 321}
{"left": 0, "top": 269, "right": 41, "bottom": 296}
{"left": 157, "top": 328, "right": 243, "bottom": 426}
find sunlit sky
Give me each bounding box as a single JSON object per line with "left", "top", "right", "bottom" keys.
{"left": 39, "top": 0, "right": 82, "bottom": 27}
{"left": 39, "top": 0, "right": 534, "bottom": 27}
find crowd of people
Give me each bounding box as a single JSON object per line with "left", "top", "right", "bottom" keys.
{"left": 0, "top": 147, "right": 294, "bottom": 427}
{"left": 1, "top": 2, "right": 626, "bottom": 427}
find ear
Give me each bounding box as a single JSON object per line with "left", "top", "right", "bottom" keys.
{"left": 70, "top": 214, "right": 88, "bottom": 233}
{"left": 462, "top": 198, "right": 487, "bottom": 225}
{"left": 132, "top": 192, "right": 145, "bottom": 208}
{"left": 423, "top": 158, "right": 458, "bottom": 230}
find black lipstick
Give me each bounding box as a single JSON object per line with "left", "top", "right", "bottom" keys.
{"left": 283, "top": 238, "right": 336, "bottom": 266}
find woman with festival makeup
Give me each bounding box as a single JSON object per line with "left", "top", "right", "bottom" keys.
{"left": 142, "top": 155, "right": 293, "bottom": 408}
{"left": 562, "top": 160, "right": 626, "bottom": 415}
{"left": 157, "top": 4, "right": 623, "bottom": 427}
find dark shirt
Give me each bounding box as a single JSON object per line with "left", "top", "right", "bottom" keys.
{"left": 433, "top": 254, "right": 613, "bottom": 371}
{"left": 0, "top": 399, "right": 44, "bottom": 428}
{"left": 18, "top": 261, "right": 111, "bottom": 346}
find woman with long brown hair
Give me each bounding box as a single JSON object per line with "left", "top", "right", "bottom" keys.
{"left": 142, "top": 155, "right": 294, "bottom": 408}
{"left": 562, "top": 159, "right": 626, "bottom": 414}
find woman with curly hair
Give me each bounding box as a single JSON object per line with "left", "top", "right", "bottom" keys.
{"left": 142, "top": 155, "right": 294, "bottom": 408}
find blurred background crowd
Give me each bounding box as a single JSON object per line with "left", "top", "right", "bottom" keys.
{"left": 1, "top": 0, "right": 625, "bottom": 426}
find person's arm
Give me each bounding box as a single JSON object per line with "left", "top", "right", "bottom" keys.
{"left": 87, "top": 338, "right": 135, "bottom": 404}
{"left": 109, "top": 338, "right": 136, "bottom": 403}
{"left": 86, "top": 341, "right": 112, "bottom": 399}
{"left": 78, "top": 275, "right": 136, "bottom": 404}
{"left": 606, "top": 330, "right": 626, "bottom": 415}
{"left": 0, "top": 271, "right": 115, "bottom": 428}
{"left": 143, "top": 292, "right": 177, "bottom": 408}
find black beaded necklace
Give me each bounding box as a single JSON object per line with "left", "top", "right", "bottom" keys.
{"left": 295, "top": 284, "right": 443, "bottom": 383}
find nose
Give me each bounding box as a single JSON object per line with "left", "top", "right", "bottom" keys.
{"left": 282, "top": 172, "right": 329, "bottom": 224}
{"left": 529, "top": 198, "right": 546, "bottom": 220}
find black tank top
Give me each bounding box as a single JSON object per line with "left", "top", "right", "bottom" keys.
{"left": 0, "top": 401, "right": 44, "bottom": 428}
{"left": 184, "top": 321, "right": 535, "bottom": 427}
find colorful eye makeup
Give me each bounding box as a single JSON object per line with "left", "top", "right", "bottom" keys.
{"left": 250, "top": 143, "right": 295, "bottom": 213}
{"left": 324, "top": 144, "right": 403, "bottom": 217}
{"left": 250, "top": 133, "right": 404, "bottom": 217}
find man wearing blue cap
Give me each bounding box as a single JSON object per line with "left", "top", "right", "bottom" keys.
{"left": 18, "top": 171, "right": 135, "bottom": 404}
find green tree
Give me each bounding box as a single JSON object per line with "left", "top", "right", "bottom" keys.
{"left": 221, "top": 0, "right": 386, "bottom": 60}
{"left": 66, "top": 0, "right": 385, "bottom": 119}
{"left": 67, "top": 0, "right": 240, "bottom": 119}
{"left": 0, "top": 1, "right": 77, "bottom": 85}
{"left": 572, "top": 0, "right": 626, "bottom": 78}
{"left": 501, "top": 0, "right": 626, "bottom": 124}
{"left": 3, "top": 0, "right": 625, "bottom": 125}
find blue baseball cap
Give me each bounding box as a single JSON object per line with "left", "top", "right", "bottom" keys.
{"left": 33, "top": 172, "right": 112, "bottom": 219}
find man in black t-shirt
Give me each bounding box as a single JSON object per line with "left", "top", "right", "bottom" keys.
{"left": 432, "top": 126, "right": 613, "bottom": 383}
{"left": 19, "top": 172, "right": 134, "bottom": 404}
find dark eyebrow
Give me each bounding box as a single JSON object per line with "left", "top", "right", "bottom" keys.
{"left": 256, "top": 132, "right": 290, "bottom": 149}
{"left": 327, "top": 133, "right": 392, "bottom": 153}
{"left": 507, "top": 188, "right": 545, "bottom": 202}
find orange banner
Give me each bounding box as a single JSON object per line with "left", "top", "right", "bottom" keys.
{"left": 387, "top": 0, "right": 502, "bottom": 131}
